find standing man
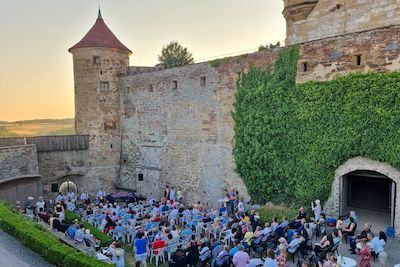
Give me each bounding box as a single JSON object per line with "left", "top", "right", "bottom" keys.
{"left": 176, "top": 188, "right": 183, "bottom": 202}
{"left": 230, "top": 189, "right": 237, "bottom": 215}
{"left": 133, "top": 232, "right": 149, "bottom": 267}
{"left": 169, "top": 187, "right": 176, "bottom": 201}
{"left": 164, "top": 185, "right": 170, "bottom": 200}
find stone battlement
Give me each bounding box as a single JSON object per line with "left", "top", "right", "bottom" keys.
{"left": 284, "top": 0, "right": 400, "bottom": 45}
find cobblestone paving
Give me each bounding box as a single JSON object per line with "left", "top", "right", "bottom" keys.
{"left": 0, "top": 230, "right": 55, "bottom": 267}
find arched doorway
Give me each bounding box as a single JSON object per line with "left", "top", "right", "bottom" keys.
{"left": 342, "top": 170, "right": 396, "bottom": 229}
{"left": 59, "top": 180, "right": 78, "bottom": 195}
{"left": 324, "top": 157, "right": 399, "bottom": 236}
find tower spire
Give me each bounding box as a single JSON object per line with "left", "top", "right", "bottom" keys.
{"left": 98, "top": 6, "right": 102, "bottom": 19}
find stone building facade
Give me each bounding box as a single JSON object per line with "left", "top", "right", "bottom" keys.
{"left": 1, "top": 0, "right": 400, "bottom": 234}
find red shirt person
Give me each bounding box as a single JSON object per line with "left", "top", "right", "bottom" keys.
{"left": 152, "top": 235, "right": 166, "bottom": 255}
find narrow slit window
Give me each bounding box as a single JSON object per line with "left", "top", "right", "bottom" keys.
{"left": 172, "top": 80, "right": 178, "bottom": 89}
{"left": 355, "top": 55, "right": 362, "bottom": 66}
{"left": 302, "top": 62, "right": 308, "bottom": 72}
{"left": 149, "top": 84, "right": 154, "bottom": 92}
{"left": 200, "top": 76, "right": 206, "bottom": 86}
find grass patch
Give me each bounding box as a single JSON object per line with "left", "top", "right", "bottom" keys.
{"left": 257, "top": 204, "right": 297, "bottom": 223}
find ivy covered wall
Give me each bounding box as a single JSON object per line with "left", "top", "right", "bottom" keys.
{"left": 233, "top": 46, "right": 400, "bottom": 205}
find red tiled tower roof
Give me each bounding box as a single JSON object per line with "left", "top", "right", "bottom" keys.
{"left": 69, "top": 9, "right": 132, "bottom": 54}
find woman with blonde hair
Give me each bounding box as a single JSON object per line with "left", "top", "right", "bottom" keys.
{"left": 277, "top": 244, "right": 287, "bottom": 267}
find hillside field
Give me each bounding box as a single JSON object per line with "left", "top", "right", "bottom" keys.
{"left": 0, "top": 119, "right": 75, "bottom": 137}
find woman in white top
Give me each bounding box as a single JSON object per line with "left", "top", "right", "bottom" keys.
{"left": 311, "top": 199, "right": 321, "bottom": 221}
{"left": 35, "top": 196, "right": 45, "bottom": 213}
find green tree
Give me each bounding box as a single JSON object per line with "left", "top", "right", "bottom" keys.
{"left": 158, "top": 41, "right": 194, "bottom": 68}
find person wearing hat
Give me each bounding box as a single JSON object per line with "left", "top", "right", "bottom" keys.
{"left": 83, "top": 229, "right": 96, "bottom": 248}
{"left": 112, "top": 242, "right": 125, "bottom": 267}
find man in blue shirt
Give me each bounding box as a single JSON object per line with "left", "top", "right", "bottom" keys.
{"left": 288, "top": 233, "right": 301, "bottom": 254}
{"left": 66, "top": 220, "right": 78, "bottom": 239}
{"left": 134, "top": 232, "right": 149, "bottom": 267}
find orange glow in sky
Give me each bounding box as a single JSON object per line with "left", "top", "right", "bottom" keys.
{"left": 0, "top": 0, "right": 285, "bottom": 121}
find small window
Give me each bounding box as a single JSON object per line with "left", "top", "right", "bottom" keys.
{"left": 126, "top": 86, "right": 131, "bottom": 94}
{"left": 104, "top": 121, "right": 116, "bottom": 130}
{"left": 100, "top": 81, "right": 109, "bottom": 92}
{"left": 110, "top": 144, "right": 113, "bottom": 149}
{"left": 200, "top": 76, "right": 206, "bottom": 86}
{"left": 51, "top": 183, "right": 59, "bottom": 193}
{"left": 354, "top": 55, "right": 363, "bottom": 66}
{"left": 149, "top": 84, "right": 154, "bottom": 92}
{"left": 93, "top": 56, "right": 101, "bottom": 65}
{"left": 302, "top": 62, "right": 309, "bottom": 72}
{"left": 172, "top": 80, "right": 178, "bottom": 89}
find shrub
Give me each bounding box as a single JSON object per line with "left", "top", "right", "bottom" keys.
{"left": 0, "top": 201, "right": 111, "bottom": 266}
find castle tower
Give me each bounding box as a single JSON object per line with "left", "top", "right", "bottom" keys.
{"left": 68, "top": 9, "right": 132, "bottom": 192}
{"left": 282, "top": 0, "right": 318, "bottom": 44}
{"left": 69, "top": 9, "right": 131, "bottom": 136}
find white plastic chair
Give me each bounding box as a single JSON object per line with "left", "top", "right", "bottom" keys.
{"left": 150, "top": 248, "right": 165, "bottom": 266}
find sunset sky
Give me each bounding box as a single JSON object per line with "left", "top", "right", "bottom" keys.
{"left": 0, "top": 0, "right": 285, "bottom": 121}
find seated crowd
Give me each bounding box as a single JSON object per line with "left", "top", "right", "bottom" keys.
{"left": 19, "top": 187, "right": 389, "bottom": 267}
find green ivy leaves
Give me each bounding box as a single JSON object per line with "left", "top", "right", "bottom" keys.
{"left": 233, "top": 46, "right": 400, "bottom": 206}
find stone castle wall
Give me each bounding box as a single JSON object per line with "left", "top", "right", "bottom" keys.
{"left": 0, "top": 145, "right": 39, "bottom": 182}
{"left": 297, "top": 25, "right": 400, "bottom": 82}
{"left": 119, "top": 50, "right": 279, "bottom": 205}
{"left": 0, "top": 144, "right": 42, "bottom": 204}
{"left": 285, "top": 0, "right": 400, "bottom": 45}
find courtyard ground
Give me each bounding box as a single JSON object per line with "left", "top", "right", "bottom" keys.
{"left": 0, "top": 230, "right": 55, "bottom": 267}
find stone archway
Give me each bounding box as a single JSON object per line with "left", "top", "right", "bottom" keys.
{"left": 324, "top": 156, "right": 399, "bottom": 235}
{"left": 59, "top": 180, "right": 78, "bottom": 195}
{"left": 57, "top": 174, "right": 83, "bottom": 195}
